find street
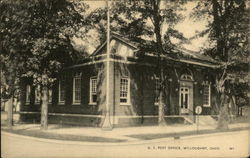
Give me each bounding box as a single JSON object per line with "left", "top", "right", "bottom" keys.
{"left": 1, "top": 130, "right": 249, "bottom": 158}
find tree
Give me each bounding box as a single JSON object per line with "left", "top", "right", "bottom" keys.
{"left": 0, "top": 0, "right": 88, "bottom": 129}
{"left": 191, "top": 0, "right": 249, "bottom": 129}
{"left": 89, "top": 0, "right": 187, "bottom": 125}
{"left": 118, "top": 0, "right": 190, "bottom": 125}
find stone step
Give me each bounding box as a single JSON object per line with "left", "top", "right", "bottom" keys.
{"left": 182, "top": 115, "right": 217, "bottom": 125}
{"left": 196, "top": 116, "right": 217, "bottom": 125}
{"left": 183, "top": 115, "right": 195, "bottom": 124}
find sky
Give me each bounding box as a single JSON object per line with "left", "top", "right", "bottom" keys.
{"left": 175, "top": 2, "right": 209, "bottom": 51}
{"left": 75, "top": 1, "right": 209, "bottom": 54}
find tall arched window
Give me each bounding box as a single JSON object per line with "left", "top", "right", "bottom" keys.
{"left": 26, "top": 85, "right": 31, "bottom": 104}
{"left": 202, "top": 74, "right": 211, "bottom": 107}
{"left": 73, "top": 73, "right": 81, "bottom": 104}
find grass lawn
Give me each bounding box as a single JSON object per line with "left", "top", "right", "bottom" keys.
{"left": 231, "top": 116, "right": 250, "bottom": 123}
{"left": 1, "top": 126, "right": 126, "bottom": 143}
{"left": 126, "top": 126, "right": 250, "bottom": 140}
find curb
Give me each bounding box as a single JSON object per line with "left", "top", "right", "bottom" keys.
{"left": 1, "top": 131, "right": 172, "bottom": 146}
{"left": 179, "top": 129, "right": 249, "bottom": 140}
{"left": 2, "top": 129, "right": 249, "bottom": 146}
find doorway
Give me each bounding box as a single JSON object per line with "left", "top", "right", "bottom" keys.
{"left": 180, "top": 87, "right": 189, "bottom": 114}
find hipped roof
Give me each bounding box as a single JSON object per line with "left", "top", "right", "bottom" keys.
{"left": 90, "top": 32, "right": 220, "bottom": 68}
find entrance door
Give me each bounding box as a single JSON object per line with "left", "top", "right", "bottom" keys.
{"left": 180, "top": 87, "right": 189, "bottom": 114}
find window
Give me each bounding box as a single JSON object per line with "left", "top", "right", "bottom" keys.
{"left": 154, "top": 77, "right": 160, "bottom": 105}
{"left": 120, "top": 77, "right": 130, "bottom": 104}
{"left": 203, "top": 84, "right": 211, "bottom": 107}
{"left": 73, "top": 75, "right": 81, "bottom": 104}
{"left": 26, "top": 85, "right": 31, "bottom": 103}
{"left": 35, "top": 85, "right": 41, "bottom": 103}
{"left": 89, "top": 77, "right": 97, "bottom": 104}
{"left": 58, "top": 79, "right": 65, "bottom": 104}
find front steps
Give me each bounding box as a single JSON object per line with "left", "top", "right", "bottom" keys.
{"left": 196, "top": 115, "right": 217, "bottom": 126}
{"left": 183, "top": 115, "right": 195, "bottom": 124}
{"left": 182, "top": 115, "right": 217, "bottom": 126}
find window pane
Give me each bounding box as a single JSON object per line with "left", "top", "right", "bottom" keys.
{"left": 59, "top": 79, "right": 65, "bottom": 103}
{"left": 120, "top": 98, "right": 127, "bottom": 103}
{"left": 91, "top": 79, "right": 97, "bottom": 93}
{"left": 181, "top": 93, "right": 183, "bottom": 108}
{"left": 26, "top": 85, "right": 30, "bottom": 103}
{"left": 203, "top": 84, "right": 210, "bottom": 106}
{"left": 35, "top": 85, "right": 40, "bottom": 103}
{"left": 185, "top": 93, "right": 188, "bottom": 108}
{"left": 155, "top": 78, "right": 160, "bottom": 104}
{"left": 92, "top": 95, "right": 97, "bottom": 103}
{"left": 120, "top": 78, "right": 129, "bottom": 104}
{"left": 90, "top": 78, "right": 97, "bottom": 103}
{"left": 73, "top": 77, "right": 81, "bottom": 103}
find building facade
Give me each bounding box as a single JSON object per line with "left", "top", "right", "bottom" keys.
{"left": 19, "top": 33, "right": 221, "bottom": 127}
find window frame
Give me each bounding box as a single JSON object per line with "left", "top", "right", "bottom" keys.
{"left": 203, "top": 83, "right": 211, "bottom": 107}
{"left": 72, "top": 74, "right": 81, "bottom": 105}
{"left": 180, "top": 74, "right": 193, "bottom": 81}
{"left": 120, "top": 77, "right": 131, "bottom": 105}
{"left": 35, "top": 85, "right": 41, "bottom": 104}
{"left": 89, "top": 76, "right": 97, "bottom": 105}
{"left": 26, "top": 85, "right": 31, "bottom": 104}
{"left": 154, "top": 77, "right": 160, "bottom": 106}
{"left": 58, "top": 80, "right": 65, "bottom": 104}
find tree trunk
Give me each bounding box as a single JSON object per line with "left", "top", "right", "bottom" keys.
{"left": 40, "top": 85, "right": 48, "bottom": 130}
{"left": 237, "top": 105, "right": 239, "bottom": 116}
{"left": 158, "top": 68, "right": 166, "bottom": 126}
{"left": 158, "top": 91, "right": 166, "bottom": 125}
{"left": 139, "top": 68, "right": 145, "bottom": 124}
{"left": 0, "top": 67, "right": 2, "bottom": 112}
{"left": 6, "top": 79, "right": 15, "bottom": 129}
{"left": 7, "top": 95, "right": 14, "bottom": 129}
{"left": 151, "top": 0, "right": 166, "bottom": 126}
{"left": 166, "top": 78, "right": 171, "bottom": 115}
{"left": 217, "top": 93, "right": 229, "bottom": 130}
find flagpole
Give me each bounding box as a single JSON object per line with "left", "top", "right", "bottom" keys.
{"left": 102, "top": 0, "right": 112, "bottom": 130}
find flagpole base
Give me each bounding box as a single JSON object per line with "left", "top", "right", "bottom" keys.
{"left": 102, "top": 111, "right": 112, "bottom": 130}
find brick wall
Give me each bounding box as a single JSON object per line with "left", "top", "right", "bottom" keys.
{"left": 20, "top": 60, "right": 217, "bottom": 126}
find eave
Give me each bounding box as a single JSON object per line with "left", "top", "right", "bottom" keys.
{"left": 64, "top": 53, "right": 221, "bottom": 70}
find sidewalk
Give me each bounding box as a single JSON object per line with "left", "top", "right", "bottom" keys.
{"left": 43, "top": 122, "right": 250, "bottom": 140}
{"left": 1, "top": 121, "right": 249, "bottom": 143}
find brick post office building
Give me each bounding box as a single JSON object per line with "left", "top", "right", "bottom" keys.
{"left": 19, "top": 33, "right": 224, "bottom": 127}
